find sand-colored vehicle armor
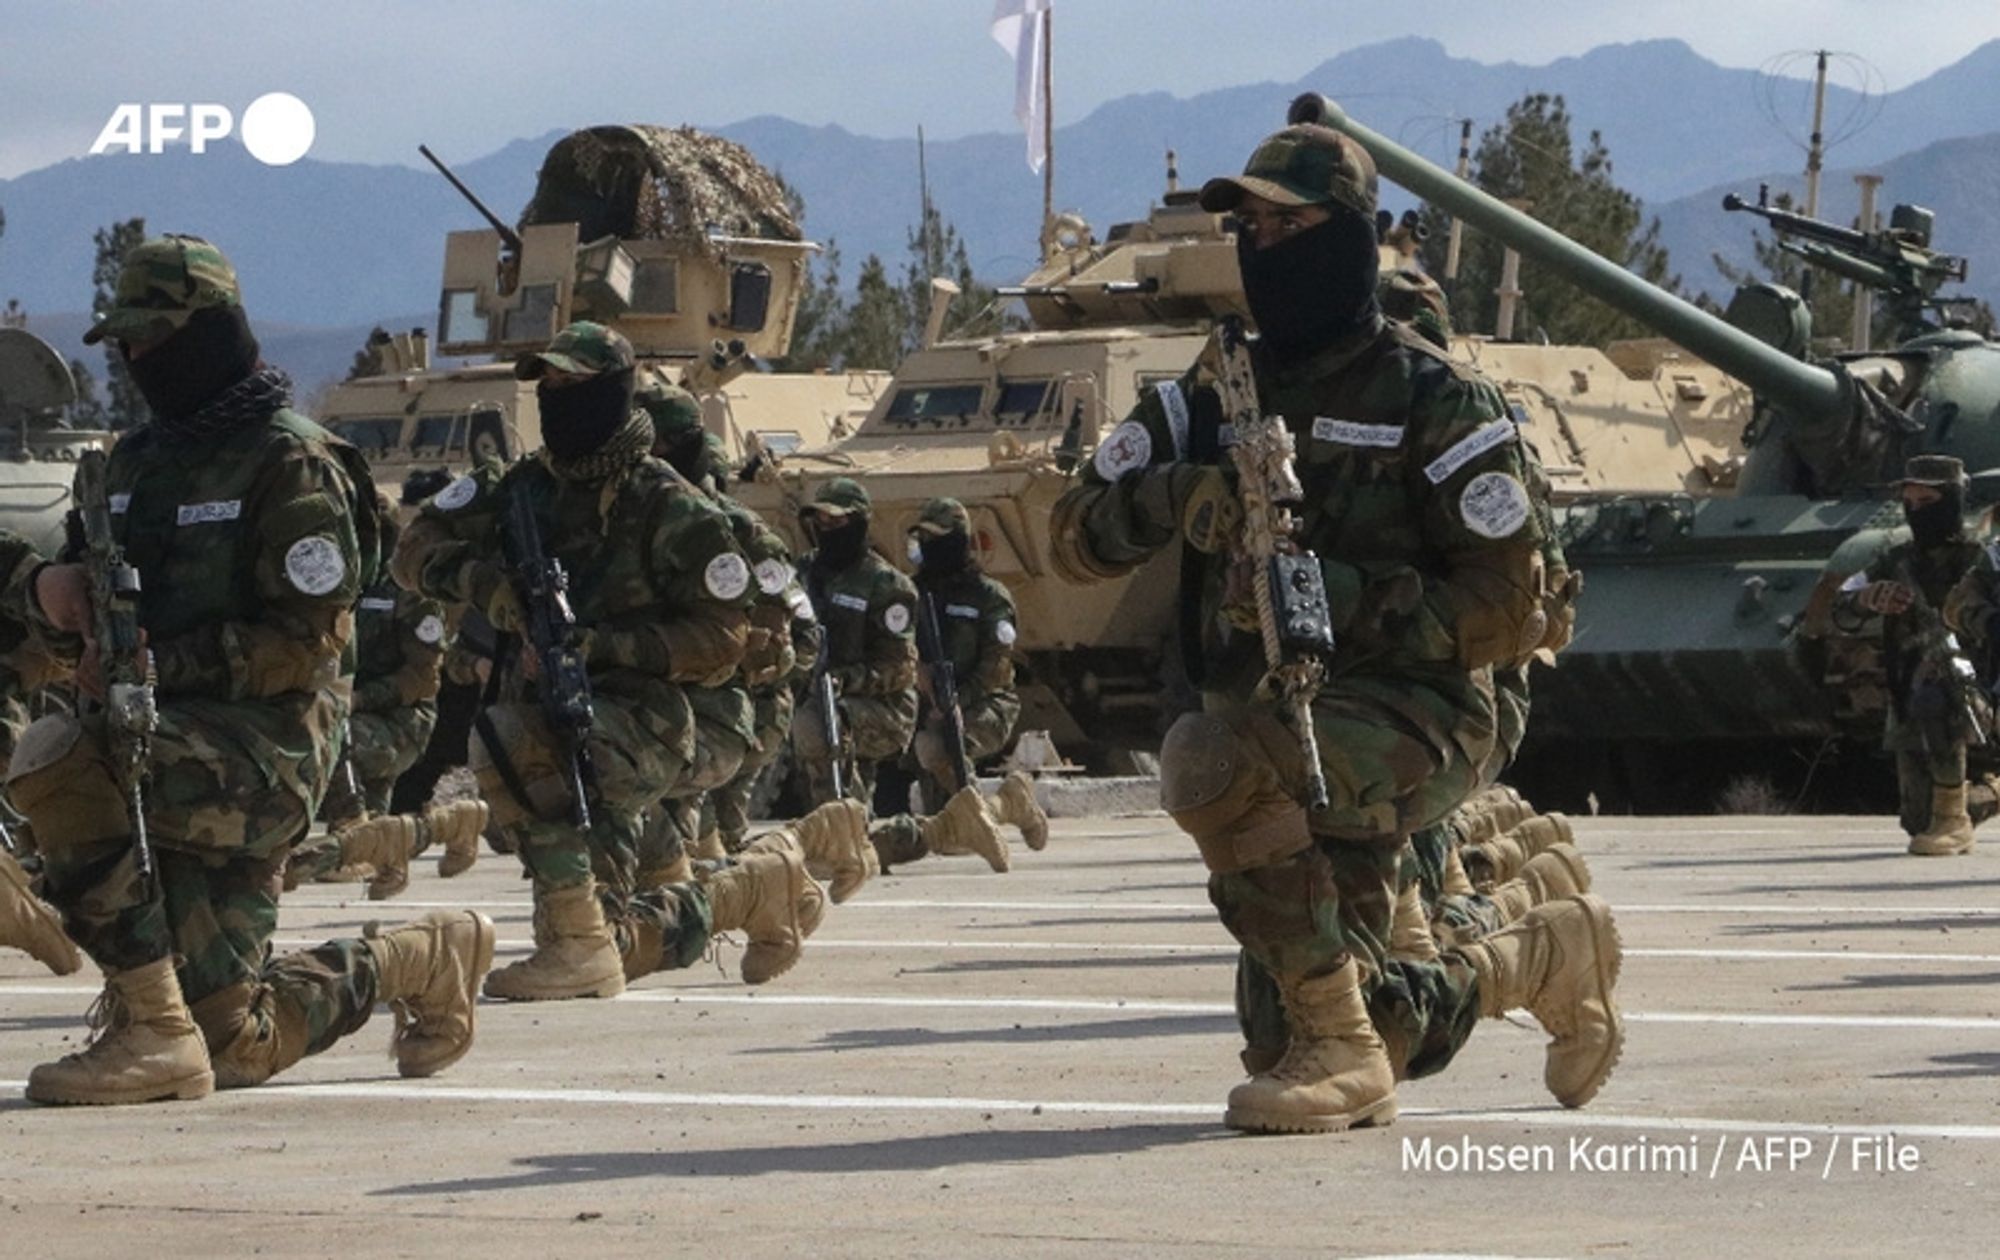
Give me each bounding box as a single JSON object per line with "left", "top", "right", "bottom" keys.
{"left": 321, "top": 125, "right": 885, "bottom": 485}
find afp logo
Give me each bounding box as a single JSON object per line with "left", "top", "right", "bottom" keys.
{"left": 89, "top": 92, "right": 316, "bottom": 166}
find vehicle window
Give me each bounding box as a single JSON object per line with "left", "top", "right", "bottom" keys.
{"left": 994, "top": 379, "right": 1052, "bottom": 426}
{"left": 632, "top": 259, "right": 679, "bottom": 314}
{"left": 883, "top": 384, "right": 984, "bottom": 427}
{"left": 410, "top": 413, "right": 466, "bottom": 454}
{"left": 328, "top": 417, "right": 403, "bottom": 453}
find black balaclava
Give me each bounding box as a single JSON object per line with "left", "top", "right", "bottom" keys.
{"left": 916, "top": 529, "right": 971, "bottom": 580}
{"left": 1235, "top": 208, "right": 1380, "bottom": 364}
{"left": 808, "top": 514, "right": 870, "bottom": 570}
{"left": 538, "top": 367, "right": 636, "bottom": 460}
{"left": 122, "top": 305, "right": 260, "bottom": 423}
{"left": 1906, "top": 485, "right": 1965, "bottom": 548}
{"left": 658, "top": 427, "right": 709, "bottom": 483}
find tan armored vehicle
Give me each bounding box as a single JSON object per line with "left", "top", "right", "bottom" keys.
{"left": 0, "top": 328, "right": 111, "bottom": 551}
{"left": 735, "top": 172, "right": 1759, "bottom": 766}
{"left": 322, "top": 125, "right": 886, "bottom": 486}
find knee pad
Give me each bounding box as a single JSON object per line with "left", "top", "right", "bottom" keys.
{"left": 1160, "top": 711, "right": 1311, "bottom": 875}
{"left": 6, "top": 715, "right": 132, "bottom": 848}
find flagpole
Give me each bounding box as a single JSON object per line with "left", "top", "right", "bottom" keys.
{"left": 1039, "top": 3, "right": 1054, "bottom": 257}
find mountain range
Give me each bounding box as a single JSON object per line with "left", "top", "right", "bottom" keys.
{"left": 5, "top": 36, "right": 1999, "bottom": 392}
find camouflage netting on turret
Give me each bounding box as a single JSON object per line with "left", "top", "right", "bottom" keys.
{"left": 519, "top": 125, "right": 801, "bottom": 258}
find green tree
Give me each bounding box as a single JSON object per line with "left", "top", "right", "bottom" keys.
{"left": 91, "top": 217, "right": 148, "bottom": 429}
{"left": 1419, "top": 93, "right": 1679, "bottom": 346}
{"left": 834, "top": 253, "right": 913, "bottom": 371}
{"left": 769, "top": 238, "right": 849, "bottom": 373}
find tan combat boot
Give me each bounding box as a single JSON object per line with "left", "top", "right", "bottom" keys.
{"left": 366, "top": 910, "right": 496, "bottom": 1077}
{"left": 1462, "top": 813, "right": 1575, "bottom": 889}
{"left": 1440, "top": 843, "right": 1477, "bottom": 898}
{"left": 1480, "top": 843, "right": 1593, "bottom": 928}
{"left": 704, "top": 833, "right": 820, "bottom": 985}
{"left": 1459, "top": 893, "right": 1623, "bottom": 1108}
{"left": 1223, "top": 958, "right": 1398, "bottom": 1134}
{"left": 793, "top": 798, "right": 877, "bottom": 903}
{"left": 26, "top": 958, "right": 214, "bottom": 1105}
{"left": 483, "top": 881, "right": 626, "bottom": 1001}
{"left": 0, "top": 847, "right": 81, "bottom": 976}
{"left": 993, "top": 771, "right": 1049, "bottom": 851}
{"left": 924, "top": 785, "right": 1010, "bottom": 873}
{"left": 428, "top": 799, "right": 489, "bottom": 878}
{"left": 332, "top": 814, "right": 415, "bottom": 902}
{"left": 1910, "top": 783, "right": 1977, "bottom": 856}
{"left": 1387, "top": 882, "right": 1440, "bottom": 963}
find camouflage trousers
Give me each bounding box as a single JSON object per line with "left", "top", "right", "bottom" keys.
{"left": 10, "top": 704, "right": 375, "bottom": 1072}
{"left": 708, "top": 685, "right": 795, "bottom": 849}
{"left": 794, "top": 691, "right": 917, "bottom": 809}
{"left": 911, "top": 691, "right": 1019, "bottom": 814}
{"left": 1181, "top": 675, "right": 1497, "bottom": 1079}
{"left": 391, "top": 674, "right": 482, "bottom": 814}
{"left": 349, "top": 703, "right": 437, "bottom": 813}
{"left": 475, "top": 693, "right": 747, "bottom": 895}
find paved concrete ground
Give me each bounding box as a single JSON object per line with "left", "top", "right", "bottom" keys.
{"left": 2, "top": 812, "right": 1997, "bottom": 1258}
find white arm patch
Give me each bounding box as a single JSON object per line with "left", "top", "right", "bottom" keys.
{"left": 883, "top": 603, "right": 912, "bottom": 634}
{"left": 1839, "top": 570, "right": 1869, "bottom": 594}
{"left": 285, "top": 536, "right": 348, "bottom": 595}
{"left": 1424, "top": 420, "right": 1518, "bottom": 485}
{"left": 415, "top": 614, "right": 445, "bottom": 645}
{"left": 995, "top": 620, "right": 1017, "bottom": 646}
{"left": 432, "top": 475, "right": 477, "bottom": 511}
{"left": 1156, "top": 381, "right": 1191, "bottom": 460}
{"left": 1093, "top": 420, "right": 1153, "bottom": 481}
{"left": 754, "top": 558, "right": 794, "bottom": 596}
{"left": 704, "top": 552, "right": 751, "bottom": 600}
{"left": 1458, "top": 472, "right": 1531, "bottom": 540}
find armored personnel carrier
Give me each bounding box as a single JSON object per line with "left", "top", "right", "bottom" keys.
{"left": 0, "top": 328, "right": 109, "bottom": 551}
{"left": 1301, "top": 93, "right": 2000, "bottom": 810}
{"left": 734, "top": 172, "right": 1757, "bottom": 769}
{"left": 322, "top": 125, "right": 886, "bottom": 487}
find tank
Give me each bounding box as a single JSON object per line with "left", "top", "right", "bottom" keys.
{"left": 0, "top": 328, "right": 112, "bottom": 552}
{"left": 732, "top": 172, "right": 1759, "bottom": 770}
{"left": 1299, "top": 93, "right": 2000, "bottom": 810}
{"left": 321, "top": 125, "right": 888, "bottom": 490}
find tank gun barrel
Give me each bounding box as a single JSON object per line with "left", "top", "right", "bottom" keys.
{"left": 1291, "top": 94, "right": 1850, "bottom": 423}
{"left": 419, "top": 144, "right": 524, "bottom": 257}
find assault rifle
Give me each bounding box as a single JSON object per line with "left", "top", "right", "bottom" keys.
{"left": 501, "top": 492, "right": 598, "bottom": 828}
{"left": 1209, "top": 316, "right": 1338, "bottom": 810}
{"left": 73, "top": 449, "right": 158, "bottom": 879}
{"left": 915, "top": 590, "right": 970, "bottom": 792}
{"left": 1894, "top": 560, "right": 1990, "bottom": 749}
{"left": 803, "top": 569, "right": 849, "bottom": 800}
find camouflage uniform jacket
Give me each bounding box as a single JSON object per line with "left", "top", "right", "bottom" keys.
{"left": 42, "top": 409, "right": 369, "bottom": 790}
{"left": 1946, "top": 537, "right": 2000, "bottom": 663}
{"left": 916, "top": 567, "right": 1020, "bottom": 710}
{"left": 1838, "top": 534, "right": 1986, "bottom": 722}
{"left": 800, "top": 547, "right": 917, "bottom": 701}
{"left": 393, "top": 454, "right": 755, "bottom": 751}
{"left": 1060, "top": 319, "right": 1548, "bottom": 710}
{"left": 352, "top": 577, "right": 446, "bottom": 716}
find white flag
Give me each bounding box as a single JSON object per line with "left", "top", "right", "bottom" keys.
{"left": 990, "top": 0, "right": 1050, "bottom": 173}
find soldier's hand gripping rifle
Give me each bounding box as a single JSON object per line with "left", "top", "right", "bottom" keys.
{"left": 803, "top": 570, "right": 850, "bottom": 800}
{"left": 1209, "top": 316, "right": 1339, "bottom": 810}
{"left": 74, "top": 449, "right": 158, "bottom": 879}
{"left": 500, "top": 493, "right": 599, "bottom": 829}
{"left": 915, "top": 590, "right": 970, "bottom": 793}
{"left": 1896, "top": 560, "right": 1991, "bottom": 749}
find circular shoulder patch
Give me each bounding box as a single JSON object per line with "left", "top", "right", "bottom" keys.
{"left": 995, "top": 619, "right": 1017, "bottom": 646}
{"left": 883, "top": 602, "right": 912, "bottom": 634}
{"left": 1092, "top": 420, "right": 1153, "bottom": 481}
{"left": 415, "top": 614, "right": 445, "bottom": 645}
{"left": 285, "top": 536, "right": 348, "bottom": 596}
{"left": 705, "top": 552, "right": 751, "bottom": 600}
{"left": 1459, "top": 472, "right": 1532, "bottom": 540}
{"left": 754, "top": 557, "right": 794, "bottom": 596}
{"left": 432, "top": 474, "right": 477, "bottom": 512}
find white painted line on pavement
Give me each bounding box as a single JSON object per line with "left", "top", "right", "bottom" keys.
{"left": 1627, "top": 947, "right": 2000, "bottom": 965}
{"left": 6, "top": 1077, "right": 1998, "bottom": 1144}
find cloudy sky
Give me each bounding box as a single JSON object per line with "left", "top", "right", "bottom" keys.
{"left": 4, "top": 0, "right": 1997, "bottom": 178}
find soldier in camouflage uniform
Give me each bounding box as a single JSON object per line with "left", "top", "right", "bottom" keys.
{"left": 395, "top": 322, "right": 824, "bottom": 1000}
{"left": 285, "top": 490, "right": 488, "bottom": 899}
{"left": 794, "top": 479, "right": 1007, "bottom": 873}
{"left": 1050, "top": 126, "right": 1621, "bottom": 1133}
{"left": 1839, "top": 455, "right": 1993, "bottom": 855}
{"left": 903, "top": 498, "right": 1048, "bottom": 849}
{"left": 9, "top": 235, "right": 492, "bottom": 1105}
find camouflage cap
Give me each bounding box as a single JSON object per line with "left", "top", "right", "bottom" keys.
{"left": 807, "top": 476, "right": 872, "bottom": 517}
{"left": 1197, "top": 124, "right": 1377, "bottom": 221}
{"left": 911, "top": 497, "right": 971, "bottom": 537}
{"left": 82, "top": 234, "right": 242, "bottom": 346}
{"left": 636, "top": 380, "right": 703, "bottom": 440}
{"left": 514, "top": 320, "right": 635, "bottom": 380}
{"left": 1902, "top": 454, "right": 1967, "bottom": 487}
